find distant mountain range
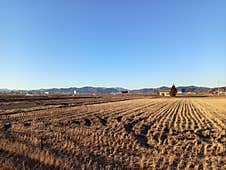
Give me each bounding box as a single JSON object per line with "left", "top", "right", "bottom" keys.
{"left": 0, "top": 86, "right": 225, "bottom": 94}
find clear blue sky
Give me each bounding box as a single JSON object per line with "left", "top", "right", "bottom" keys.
{"left": 0, "top": 0, "right": 225, "bottom": 90}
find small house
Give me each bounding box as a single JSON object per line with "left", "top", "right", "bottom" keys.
{"left": 177, "top": 90, "right": 182, "bottom": 94}
{"left": 159, "top": 90, "right": 170, "bottom": 96}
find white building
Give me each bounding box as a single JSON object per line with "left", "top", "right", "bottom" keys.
{"left": 177, "top": 90, "right": 182, "bottom": 94}
{"left": 72, "top": 90, "right": 77, "bottom": 96}
{"left": 159, "top": 90, "right": 170, "bottom": 96}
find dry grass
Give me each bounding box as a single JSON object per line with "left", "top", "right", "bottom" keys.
{"left": 0, "top": 96, "right": 225, "bottom": 169}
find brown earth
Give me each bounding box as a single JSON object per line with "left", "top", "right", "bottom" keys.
{"left": 0, "top": 95, "right": 225, "bottom": 169}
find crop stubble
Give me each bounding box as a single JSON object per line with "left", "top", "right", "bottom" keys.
{"left": 0, "top": 97, "right": 225, "bottom": 169}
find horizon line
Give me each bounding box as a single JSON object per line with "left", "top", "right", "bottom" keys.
{"left": 1, "top": 84, "right": 225, "bottom": 91}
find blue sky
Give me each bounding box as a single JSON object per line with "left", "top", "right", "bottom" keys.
{"left": 0, "top": 0, "right": 225, "bottom": 89}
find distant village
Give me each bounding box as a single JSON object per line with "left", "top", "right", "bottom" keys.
{"left": 1, "top": 86, "right": 226, "bottom": 97}
{"left": 158, "top": 88, "right": 226, "bottom": 96}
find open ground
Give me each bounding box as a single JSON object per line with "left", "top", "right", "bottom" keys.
{"left": 0, "top": 95, "right": 225, "bottom": 169}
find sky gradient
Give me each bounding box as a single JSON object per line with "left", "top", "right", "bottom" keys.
{"left": 0, "top": 0, "right": 226, "bottom": 90}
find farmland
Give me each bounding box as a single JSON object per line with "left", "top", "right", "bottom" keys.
{"left": 0, "top": 95, "right": 225, "bottom": 169}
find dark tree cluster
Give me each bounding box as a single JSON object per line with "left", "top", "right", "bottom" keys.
{"left": 170, "top": 84, "right": 177, "bottom": 97}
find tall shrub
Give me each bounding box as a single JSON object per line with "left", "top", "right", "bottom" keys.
{"left": 170, "top": 84, "right": 177, "bottom": 97}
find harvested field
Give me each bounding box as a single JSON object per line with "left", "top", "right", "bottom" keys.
{"left": 0, "top": 94, "right": 152, "bottom": 115}
{"left": 0, "top": 96, "right": 225, "bottom": 169}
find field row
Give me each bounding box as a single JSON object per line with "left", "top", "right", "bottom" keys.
{"left": 0, "top": 97, "right": 225, "bottom": 169}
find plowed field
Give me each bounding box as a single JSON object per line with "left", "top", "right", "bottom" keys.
{"left": 0, "top": 97, "right": 225, "bottom": 169}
